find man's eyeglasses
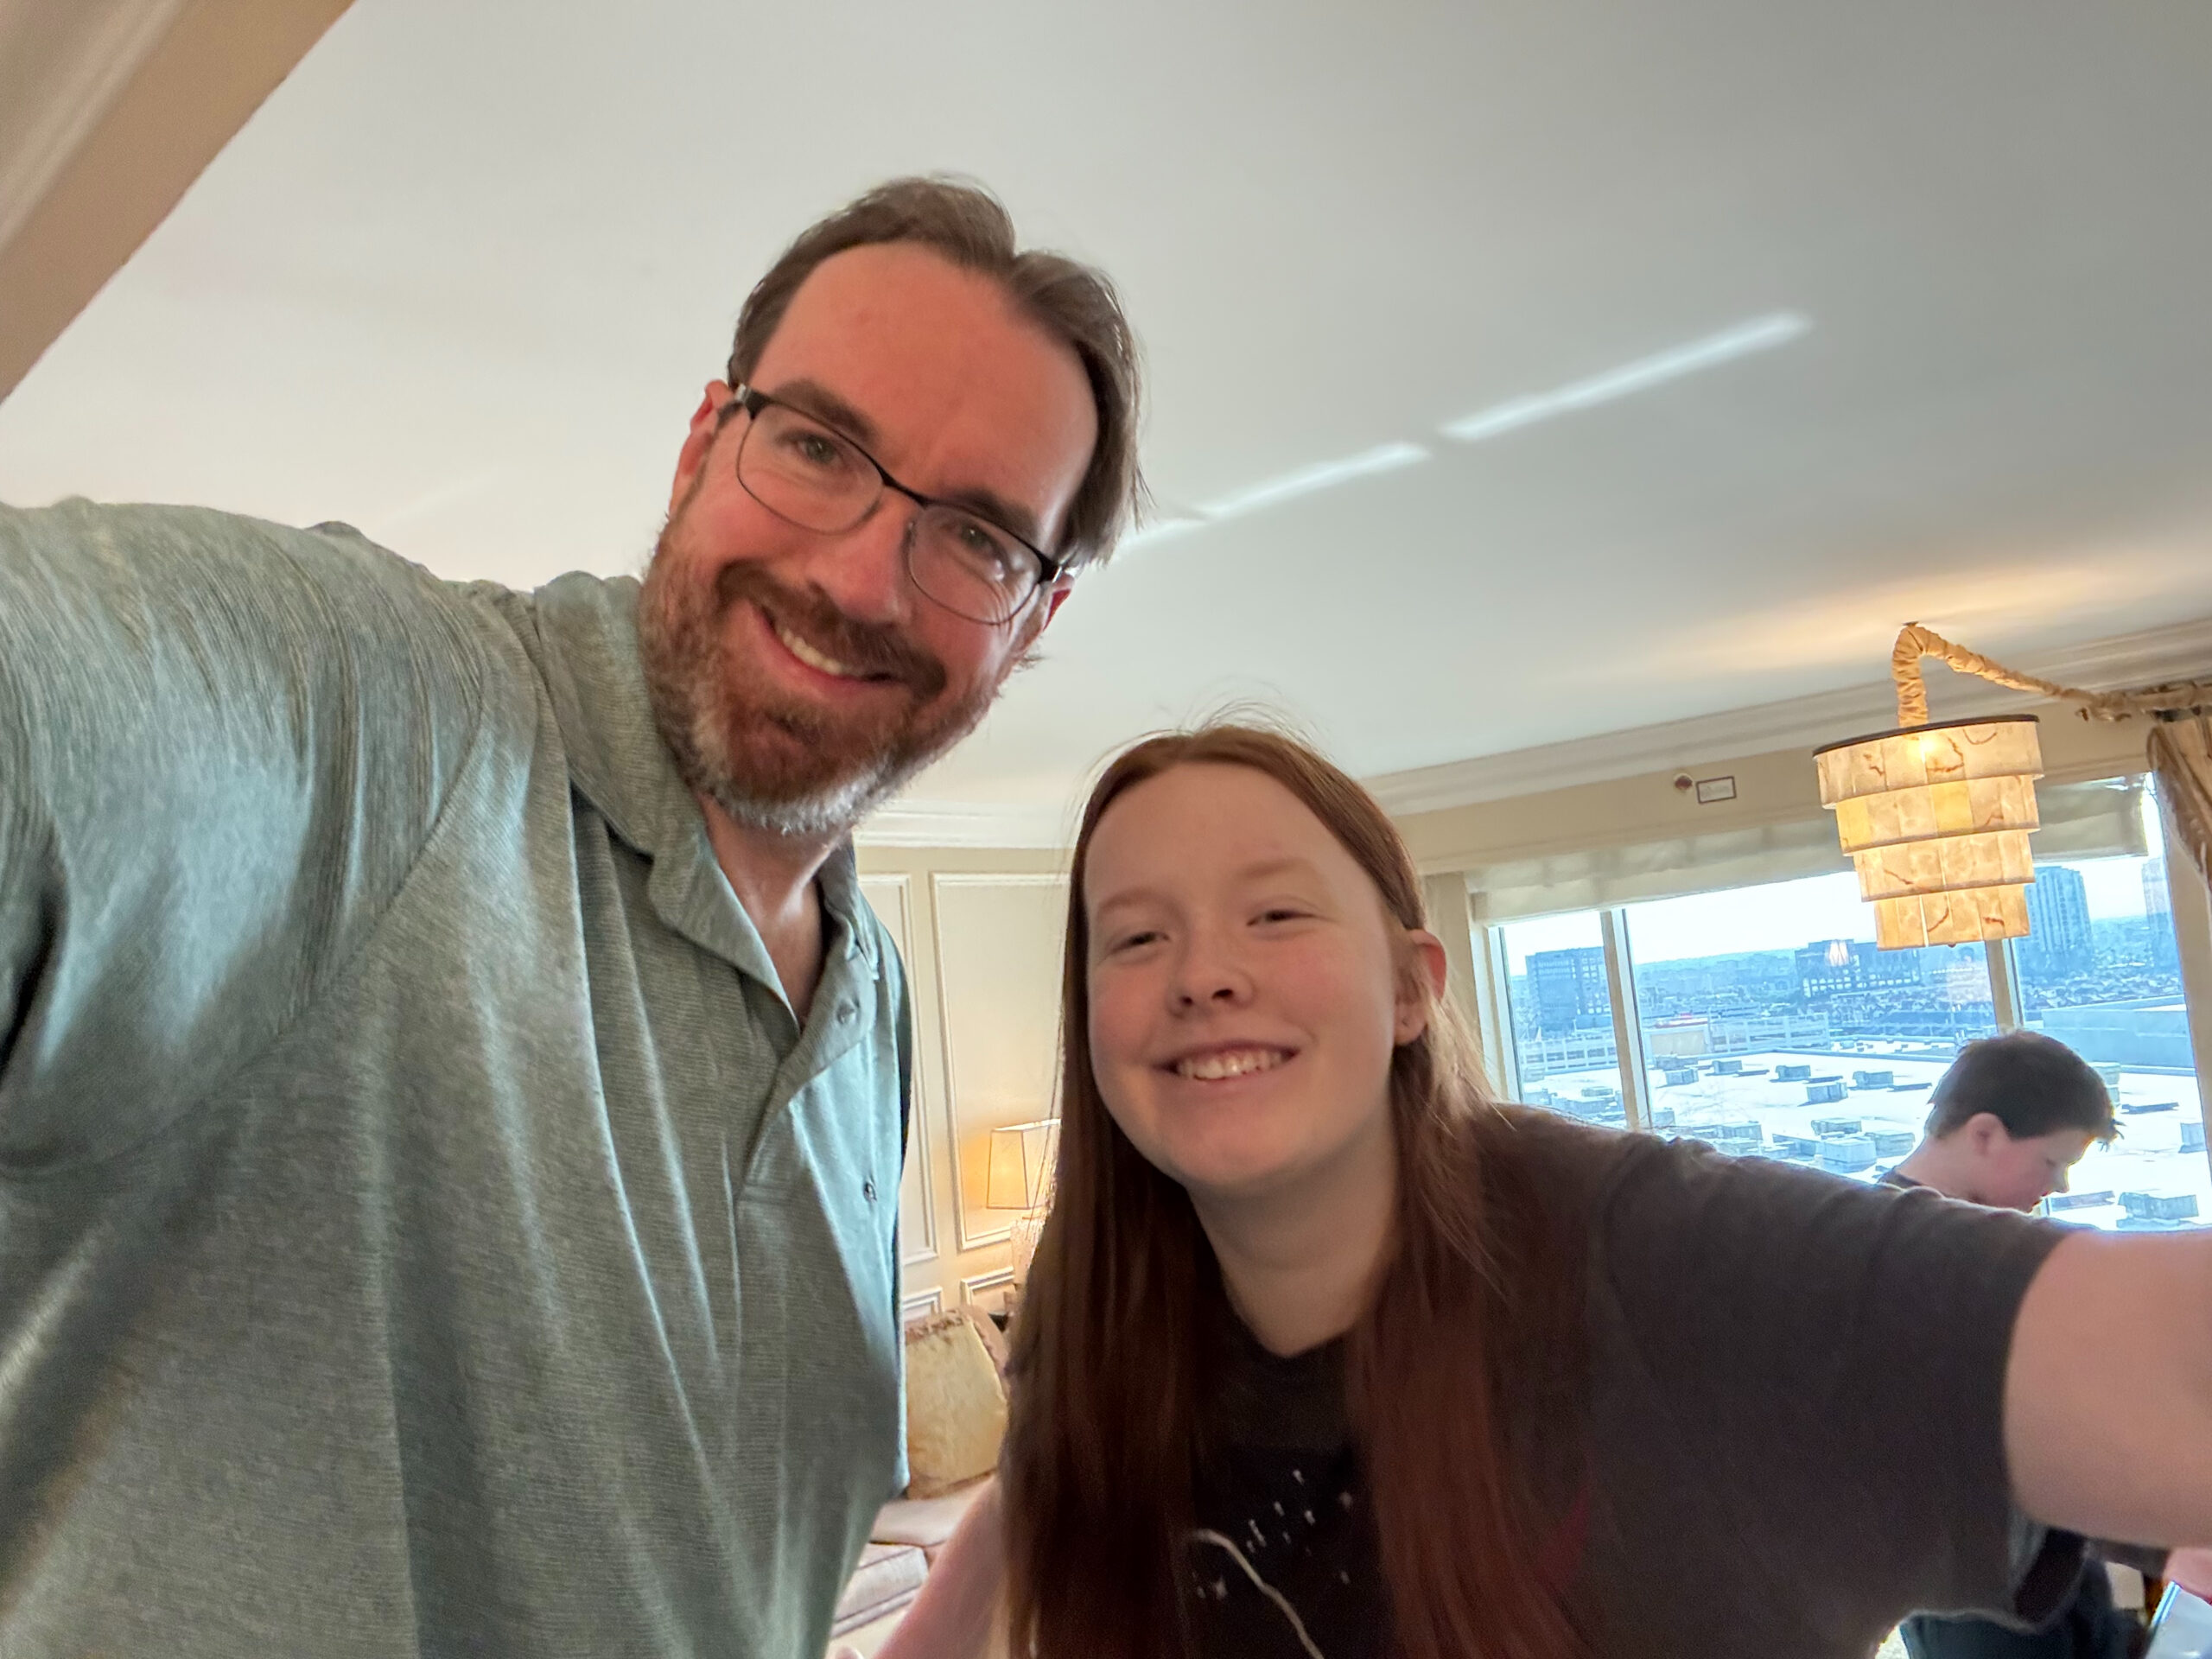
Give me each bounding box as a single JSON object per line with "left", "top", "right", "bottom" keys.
{"left": 725, "top": 385, "right": 1065, "bottom": 626}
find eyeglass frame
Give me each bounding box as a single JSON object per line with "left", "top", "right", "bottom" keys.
{"left": 718, "top": 381, "right": 1070, "bottom": 625}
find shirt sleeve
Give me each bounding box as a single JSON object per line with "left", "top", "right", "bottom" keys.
{"left": 0, "top": 499, "right": 489, "bottom": 1173}
{"left": 1586, "top": 1135, "right": 2074, "bottom": 1635}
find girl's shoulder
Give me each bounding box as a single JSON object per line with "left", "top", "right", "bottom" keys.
{"left": 1482, "top": 1103, "right": 1649, "bottom": 1212}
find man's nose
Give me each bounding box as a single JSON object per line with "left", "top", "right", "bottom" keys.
{"left": 806, "top": 495, "right": 918, "bottom": 626}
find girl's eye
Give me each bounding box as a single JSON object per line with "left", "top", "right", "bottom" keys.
{"left": 1255, "top": 907, "right": 1307, "bottom": 925}
{"left": 1108, "top": 930, "right": 1162, "bottom": 953}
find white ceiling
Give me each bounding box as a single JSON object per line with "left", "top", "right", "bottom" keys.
{"left": 4, "top": 0, "right": 2210, "bottom": 825}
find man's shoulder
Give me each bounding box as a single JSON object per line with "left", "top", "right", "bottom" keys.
{"left": 6, "top": 499, "right": 432, "bottom": 594}
{"left": 2, "top": 499, "right": 523, "bottom": 707}
{"left": 454, "top": 568, "right": 639, "bottom": 676}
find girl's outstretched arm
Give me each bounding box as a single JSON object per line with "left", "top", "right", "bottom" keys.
{"left": 853, "top": 1480, "right": 1007, "bottom": 1659}
{"left": 2005, "top": 1230, "right": 2212, "bottom": 1548}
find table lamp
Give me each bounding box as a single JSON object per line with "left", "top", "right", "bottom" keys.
{"left": 986, "top": 1117, "right": 1057, "bottom": 1284}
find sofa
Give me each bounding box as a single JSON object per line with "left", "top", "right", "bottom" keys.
{"left": 827, "top": 1306, "right": 1009, "bottom": 1651}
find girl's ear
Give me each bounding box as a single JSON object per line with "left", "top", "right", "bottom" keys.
{"left": 1395, "top": 928, "right": 1450, "bottom": 1045}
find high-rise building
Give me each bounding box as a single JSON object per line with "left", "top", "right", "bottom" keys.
{"left": 1796, "top": 938, "right": 1860, "bottom": 1001}
{"left": 2145, "top": 858, "right": 2180, "bottom": 970}
{"left": 1528, "top": 946, "right": 1608, "bottom": 1035}
{"left": 1795, "top": 938, "right": 1929, "bottom": 1001}
{"left": 2019, "top": 865, "right": 2094, "bottom": 979}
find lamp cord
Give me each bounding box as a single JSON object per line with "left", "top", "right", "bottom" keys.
{"left": 1890, "top": 622, "right": 2212, "bottom": 728}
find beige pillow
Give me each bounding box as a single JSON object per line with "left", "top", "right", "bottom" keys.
{"left": 903, "top": 1309, "right": 1008, "bottom": 1498}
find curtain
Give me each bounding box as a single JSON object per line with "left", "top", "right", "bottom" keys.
{"left": 1465, "top": 777, "right": 2148, "bottom": 924}
{"left": 2149, "top": 718, "right": 2212, "bottom": 893}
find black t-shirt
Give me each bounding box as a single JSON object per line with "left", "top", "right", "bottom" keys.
{"left": 1183, "top": 1111, "right": 2079, "bottom": 1659}
{"left": 1188, "top": 1335, "right": 1376, "bottom": 1659}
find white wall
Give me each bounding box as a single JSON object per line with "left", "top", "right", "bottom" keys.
{"left": 858, "top": 849, "right": 1071, "bottom": 1316}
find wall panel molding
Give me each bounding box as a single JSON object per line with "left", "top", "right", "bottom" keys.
{"left": 929, "top": 873, "right": 1069, "bottom": 1254}
{"left": 959, "top": 1268, "right": 1014, "bottom": 1306}
{"left": 900, "top": 1287, "right": 944, "bottom": 1322}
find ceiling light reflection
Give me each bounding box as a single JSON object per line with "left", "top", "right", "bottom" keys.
{"left": 1441, "top": 312, "right": 1810, "bottom": 445}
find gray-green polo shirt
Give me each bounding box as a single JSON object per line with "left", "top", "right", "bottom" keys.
{"left": 0, "top": 499, "right": 909, "bottom": 1657}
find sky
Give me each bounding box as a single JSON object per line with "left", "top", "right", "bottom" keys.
{"left": 1503, "top": 853, "right": 2166, "bottom": 971}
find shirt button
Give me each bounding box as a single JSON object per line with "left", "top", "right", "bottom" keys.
{"left": 836, "top": 1003, "right": 856, "bottom": 1025}
{"left": 862, "top": 1179, "right": 877, "bottom": 1202}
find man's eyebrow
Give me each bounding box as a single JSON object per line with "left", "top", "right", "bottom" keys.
{"left": 935, "top": 485, "right": 1044, "bottom": 548}
{"left": 764, "top": 377, "right": 1047, "bottom": 549}
{"left": 766, "top": 378, "right": 882, "bottom": 450}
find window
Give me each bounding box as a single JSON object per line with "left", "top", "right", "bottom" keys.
{"left": 1621, "top": 871, "right": 1998, "bottom": 1180}
{"left": 2012, "top": 836, "right": 2207, "bottom": 1230}
{"left": 1500, "top": 911, "right": 1623, "bottom": 1124}
{"left": 1485, "top": 779, "right": 2209, "bottom": 1223}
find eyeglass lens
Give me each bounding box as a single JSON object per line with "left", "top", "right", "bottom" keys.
{"left": 739, "top": 404, "right": 1039, "bottom": 625}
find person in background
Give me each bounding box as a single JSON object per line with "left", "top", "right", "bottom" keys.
{"left": 1885, "top": 1032, "right": 2146, "bottom": 1659}
{"left": 877, "top": 722, "right": 2212, "bottom": 1659}
{"left": 0, "top": 177, "right": 1142, "bottom": 1659}
{"left": 1881, "top": 1030, "right": 2119, "bottom": 1211}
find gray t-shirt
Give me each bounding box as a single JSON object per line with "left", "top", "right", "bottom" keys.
{"left": 1, "top": 501, "right": 909, "bottom": 1657}
{"left": 1187, "top": 1110, "right": 2077, "bottom": 1659}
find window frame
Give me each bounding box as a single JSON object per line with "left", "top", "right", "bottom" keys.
{"left": 1458, "top": 771, "right": 2212, "bottom": 1192}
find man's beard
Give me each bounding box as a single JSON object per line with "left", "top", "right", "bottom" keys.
{"left": 637, "top": 508, "right": 1000, "bottom": 842}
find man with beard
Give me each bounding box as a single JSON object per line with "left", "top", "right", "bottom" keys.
{"left": 0, "top": 178, "right": 1141, "bottom": 1659}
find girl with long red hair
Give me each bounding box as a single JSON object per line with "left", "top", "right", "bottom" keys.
{"left": 880, "top": 723, "right": 2212, "bottom": 1659}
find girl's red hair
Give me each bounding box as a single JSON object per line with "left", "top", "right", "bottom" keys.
{"left": 1002, "top": 724, "right": 1587, "bottom": 1658}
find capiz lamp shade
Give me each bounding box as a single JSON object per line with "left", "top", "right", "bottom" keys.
{"left": 986, "top": 1118, "right": 1058, "bottom": 1282}
{"left": 1814, "top": 715, "right": 2044, "bottom": 949}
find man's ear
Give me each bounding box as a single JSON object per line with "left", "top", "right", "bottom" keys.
{"left": 671, "top": 382, "right": 735, "bottom": 512}
{"left": 1395, "top": 929, "right": 1450, "bottom": 1045}
{"left": 1007, "top": 575, "right": 1078, "bottom": 672}
{"left": 1038, "top": 575, "right": 1075, "bottom": 632}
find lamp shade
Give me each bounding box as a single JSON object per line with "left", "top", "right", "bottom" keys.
{"left": 985, "top": 1118, "right": 1057, "bottom": 1211}
{"left": 1813, "top": 715, "right": 2044, "bottom": 950}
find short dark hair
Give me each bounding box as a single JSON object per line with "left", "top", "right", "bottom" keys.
{"left": 1926, "top": 1030, "right": 2118, "bottom": 1143}
{"left": 726, "top": 176, "right": 1146, "bottom": 569}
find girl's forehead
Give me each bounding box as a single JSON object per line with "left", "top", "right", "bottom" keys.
{"left": 1084, "top": 766, "right": 1352, "bottom": 901}
{"left": 1101, "top": 764, "right": 1319, "bottom": 836}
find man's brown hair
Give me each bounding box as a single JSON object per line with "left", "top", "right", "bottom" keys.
{"left": 726, "top": 176, "right": 1145, "bottom": 569}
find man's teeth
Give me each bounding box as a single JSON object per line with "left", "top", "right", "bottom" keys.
{"left": 1175, "top": 1049, "right": 1288, "bottom": 1082}
{"left": 775, "top": 622, "right": 866, "bottom": 680}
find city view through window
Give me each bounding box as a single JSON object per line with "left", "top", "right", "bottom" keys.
{"left": 1500, "top": 816, "right": 2206, "bottom": 1230}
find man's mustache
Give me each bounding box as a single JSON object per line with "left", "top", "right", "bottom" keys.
{"left": 712, "top": 562, "right": 948, "bottom": 700}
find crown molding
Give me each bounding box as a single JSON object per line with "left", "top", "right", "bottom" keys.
{"left": 854, "top": 796, "right": 1075, "bottom": 849}
{"left": 854, "top": 614, "right": 2212, "bottom": 845}
{"left": 1363, "top": 613, "right": 2212, "bottom": 817}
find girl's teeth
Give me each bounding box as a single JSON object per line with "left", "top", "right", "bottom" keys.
{"left": 1178, "top": 1050, "right": 1285, "bottom": 1081}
